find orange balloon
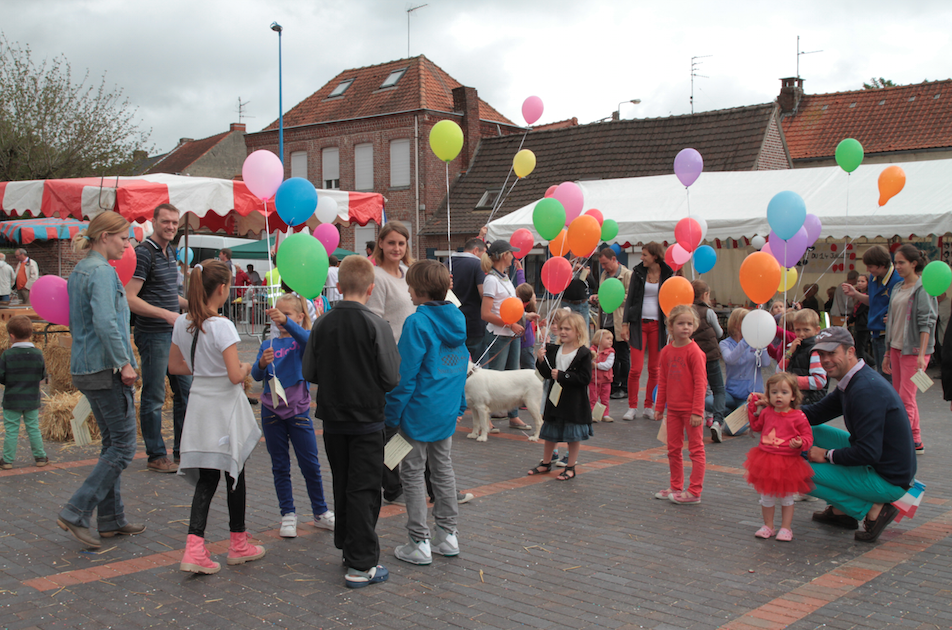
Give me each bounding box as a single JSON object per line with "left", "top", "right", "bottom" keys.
{"left": 739, "top": 251, "right": 782, "bottom": 305}
{"left": 658, "top": 276, "right": 694, "bottom": 316}
{"left": 878, "top": 165, "right": 906, "bottom": 206}
{"left": 548, "top": 228, "right": 569, "bottom": 257}
{"left": 567, "top": 214, "right": 601, "bottom": 257}
{"left": 499, "top": 297, "right": 525, "bottom": 325}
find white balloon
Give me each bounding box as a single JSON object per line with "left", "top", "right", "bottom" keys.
{"left": 695, "top": 216, "right": 708, "bottom": 242}
{"left": 315, "top": 195, "right": 340, "bottom": 224}
{"left": 751, "top": 235, "right": 766, "bottom": 250}
{"left": 741, "top": 308, "right": 776, "bottom": 349}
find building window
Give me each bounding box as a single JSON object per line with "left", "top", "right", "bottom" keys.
{"left": 290, "top": 151, "right": 307, "bottom": 179}
{"left": 390, "top": 139, "right": 410, "bottom": 187}
{"left": 475, "top": 189, "right": 501, "bottom": 209}
{"left": 322, "top": 147, "right": 340, "bottom": 189}
{"left": 354, "top": 225, "right": 376, "bottom": 256}
{"left": 380, "top": 69, "right": 406, "bottom": 89}
{"left": 329, "top": 79, "right": 353, "bottom": 97}
{"left": 355, "top": 143, "right": 374, "bottom": 191}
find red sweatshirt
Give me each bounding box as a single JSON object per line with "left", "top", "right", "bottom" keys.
{"left": 655, "top": 341, "right": 707, "bottom": 416}
{"left": 746, "top": 399, "right": 814, "bottom": 455}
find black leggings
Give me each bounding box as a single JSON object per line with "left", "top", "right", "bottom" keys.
{"left": 188, "top": 468, "right": 246, "bottom": 537}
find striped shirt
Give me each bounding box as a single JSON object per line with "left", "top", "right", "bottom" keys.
{"left": 0, "top": 344, "right": 46, "bottom": 410}
{"left": 133, "top": 238, "right": 181, "bottom": 334}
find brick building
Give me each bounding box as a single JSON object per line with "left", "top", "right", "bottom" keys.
{"left": 243, "top": 55, "right": 522, "bottom": 257}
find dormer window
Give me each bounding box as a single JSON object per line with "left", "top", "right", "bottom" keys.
{"left": 475, "top": 190, "right": 500, "bottom": 209}
{"left": 380, "top": 68, "right": 407, "bottom": 89}
{"left": 329, "top": 79, "right": 354, "bottom": 97}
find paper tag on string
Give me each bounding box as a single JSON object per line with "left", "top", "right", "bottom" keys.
{"left": 910, "top": 370, "right": 934, "bottom": 394}
{"left": 724, "top": 405, "right": 750, "bottom": 436}
{"left": 384, "top": 432, "right": 412, "bottom": 470}
{"left": 548, "top": 382, "right": 562, "bottom": 406}
{"left": 71, "top": 395, "right": 92, "bottom": 447}
{"left": 592, "top": 402, "right": 606, "bottom": 422}
{"left": 270, "top": 374, "right": 288, "bottom": 407}
{"left": 656, "top": 417, "right": 667, "bottom": 444}
{"left": 445, "top": 289, "right": 461, "bottom": 308}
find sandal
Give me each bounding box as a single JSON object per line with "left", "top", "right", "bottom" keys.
{"left": 556, "top": 465, "right": 576, "bottom": 481}
{"left": 754, "top": 525, "right": 775, "bottom": 539}
{"left": 527, "top": 459, "right": 554, "bottom": 476}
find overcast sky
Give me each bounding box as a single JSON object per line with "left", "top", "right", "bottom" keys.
{"left": 6, "top": 0, "right": 951, "bottom": 154}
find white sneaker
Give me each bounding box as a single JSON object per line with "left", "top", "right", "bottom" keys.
{"left": 279, "top": 513, "right": 297, "bottom": 538}
{"left": 432, "top": 526, "right": 459, "bottom": 557}
{"left": 394, "top": 536, "right": 432, "bottom": 565}
{"left": 643, "top": 408, "right": 655, "bottom": 420}
{"left": 313, "top": 510, "right": 336, "bottom": 531}
{"left": 457, "top": 492, "right": 475, "bottom": 504}
{"left": 622, "top": 408, "right": 638, "bottom": 421}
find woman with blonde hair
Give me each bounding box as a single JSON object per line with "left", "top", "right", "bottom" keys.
{"left": 707, "top": 308, "right": 759, "bottom": 437}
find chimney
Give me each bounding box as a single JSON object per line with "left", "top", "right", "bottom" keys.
{"left": 452, "top": 85, "right": 481, "bottom": 169}
{"left": 179, "top": 138, "right": 194, "bottom": 145}
{"left": 132, "top": 150, "right": 148, "bottom": 161}
{"left": 230, "top": 123, "right": 246, "bottom": 132}
{"left": 778, "top": 77, "right": 804, "bottom": 114}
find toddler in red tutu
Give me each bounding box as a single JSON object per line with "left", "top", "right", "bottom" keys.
{"left": 745, "top": 372, "right": 814, "bottom": 542}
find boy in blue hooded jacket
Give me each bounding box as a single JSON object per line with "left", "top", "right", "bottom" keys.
{"left": 385, "top": 260, "right": 468, "bottom": 565}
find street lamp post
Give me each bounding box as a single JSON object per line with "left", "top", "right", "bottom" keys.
{"left": 615, "top": 99, "right": 642, "bottom": 120}
{"left": 270, "top": 22, "right": 283, "bottom": 164}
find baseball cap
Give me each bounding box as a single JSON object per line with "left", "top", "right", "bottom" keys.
{"left": 486, "top": 240, "right": 515, "bottom": 257}
{"left": 812, "top": 327, "right": 855, "bottom": 352}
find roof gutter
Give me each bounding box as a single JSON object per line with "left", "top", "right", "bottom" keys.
{"left": 244, "top": 109, "right": 522, "bottom": 138}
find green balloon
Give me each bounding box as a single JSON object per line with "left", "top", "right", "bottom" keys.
{"left": 921, "top": 261, "right": 952, "bottom": 297}
{"left": 601, "top": 219, "right": 619, "bottom": 241}
{"left": 835, "top": 138, "right": 864, "bottom": 173}
{"left": 533, "top": 198, "right": 566, "bottom": 241}
{"left": 276, "top": 233, "right": 329, "bottom": 300}
{"left": 598, "top": 277, "right": 625, "bottom": 313}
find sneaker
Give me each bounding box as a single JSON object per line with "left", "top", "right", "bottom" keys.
{"left": 710, "top": 422, "right": 723, "bottom": 444}
{"left": 432, "top": 526, "right": 459, "bottom": 557}
{"left": 99, "top": 523, "right": 146, "bottom": 538}
{"left": 280, "top": 513, "right": 298, "bottom": 538}
{"left": 555, "top": 454, "right": 569, "bottom": 468}
{"left": 313, "top": 510, "right": 335, "bottom": 531}
{"left": 602, "top": 415, "right": 614, "bottom": 423}
{"left": 394, "top": 536, "right": 432, "bottom": 565}
{"left": 34, "top": 456, "right": 49, "bottom": 467}
{"left": 147, "top": 457, "right": 177, "bottom": 473}
{"left": 622, "top": 408, "right": 637, "bottom": 421}
{"left": 669, "top": 491, "right": 701, "bottom": 505}
{"left": 654, "top": 488, "right": 675, "bottom": 500}
{"left": 914, "top": 442, "right": 924, "bottom": 454}
{"left": 705, "top": 416, "right": 714, "bottom": 428}
{"left": 457, "top": 491, "right": 475, "bottom": 504}
{"left": 609, "top": 390, "right": 626, "bottom": 400}
{"left": 0, "top": 459, "right": 12, "bottom": 470}
{"left": 643, "top": 408, "right": 655, "bottom": 420}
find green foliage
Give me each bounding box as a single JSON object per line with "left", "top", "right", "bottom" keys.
{"left": 0, "top": 35, "right": 152, "bottom": 181}
{"left": 862, "top": 77, "right": 896, "bottom": 90}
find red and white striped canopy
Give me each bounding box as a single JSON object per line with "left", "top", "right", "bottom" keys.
{"left": 0, "top": 217, "right": 148, "bottom": 244}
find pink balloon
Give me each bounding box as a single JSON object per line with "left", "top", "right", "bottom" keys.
{"left": 108, "top": 244, "right": 137, "bottom": 285}
{"left": 32, "top": 275, "right": 70, "bottom": 326}
{"left": 585, "top": 208, "right": 604, "bottom": 225}
{"left": 671, "top": 243, "right": 693, "bottom": 265}
{"left": 664, "top": 245, "right": 683, "bottom": 272}
{"left": 522, "top": 96, "right": 544, "bottom": 126}
{"left": 675, "top": 217, "right": 702, "bottom": 252}
{"left": 313, "top": 223, "right": 340, "bottom": 254}
{"left": 242, "top": 150, "right": 285, "bottom": 201}
{"left": 541, "top": 256, "right": 572, "bottom": 293}
{"left": 544, "top": 185, "right": 557, "bottom": 198}
{"left": 552, "top": 182, "right": 584, "bottom": 225}
{"left": 510, "top": 228, "right": 534, "bottom": 259}
{"left": 803, "top": 213, "right": 822, "bottom": 245}
{"left": 761, "top": 241, "right": 772, "bottom": 256}
{"left": 673, "top": 148, "right": 704, "bottom": 187}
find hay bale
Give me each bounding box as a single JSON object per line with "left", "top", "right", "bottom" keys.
{"left": 32, "top": 323, "right": 70, "bottom": 349}
{"left": 40, "top": 391, "right": 100, "bottom": 443}
{"left": 0, "top": 320, "right": 7, "bottom": 353}
{"left": 43, "top": 334, "right": 75, "bottom": 395}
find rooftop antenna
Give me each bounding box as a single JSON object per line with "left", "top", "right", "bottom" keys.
{"left": 797, "top": 35, "right": 823, "bottom": 79}
{"left": 236, "top": 97, "right": 255, "bottom": 124}
{"left": 690, "top": 55, "right": 712, "bottom": 114}
{"left": 406, "top": 4, "right": 428, "bottom": 59}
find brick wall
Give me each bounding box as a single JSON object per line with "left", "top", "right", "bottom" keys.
{"left": 19, "top": 241, "right": 86, "bottom": 278}
{"left": 756, "top": 115, "right": 793, "bottom": 170}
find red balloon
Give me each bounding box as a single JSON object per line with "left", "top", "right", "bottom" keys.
{"left": 584, "top": 208, "right": 604, "bottom": 225}
{"left": 541, "top": 257, "right": 573, "bottom": 294}
{"left": 544, "top": 185, "right": 558, "bottom": 198}
{"left": 664, "top": 244, "right": 683, "bottom": 272}
{"left": 675, "top": 217, "right": 702, "bottom": 252}
{"left": 109, "top": 244, "right": 137, "bottom": 285}
{"left": 509, "top": 228, "right": 534, "bottom": 259}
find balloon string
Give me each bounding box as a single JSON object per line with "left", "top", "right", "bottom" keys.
{"left": 486, "top": 177, "right": 521, "bottom": 226}
{"left": 486, "top": 127, "right": 531, "bottom": 225}
{"left": 263, "top": 199, "right": 275, "bottom": 357}
{"left": 445, "top": 162, "right": 452, "bottom": 275}
{"left": 843, "top": 173, "right": 851, "bottom": 279}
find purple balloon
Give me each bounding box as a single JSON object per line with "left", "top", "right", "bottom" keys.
{"left": 768, "top": 227, "right": 809, "bottom": 268}
{"left": 674, "top": 148, "right": 704, "bottom": 187}
{"left": 803, "top": 213, "right": 822, "bottom": 246}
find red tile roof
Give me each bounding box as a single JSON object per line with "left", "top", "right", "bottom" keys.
{"left": 265, "top": 55, "right": 514, "bottom": 129}
{"left": 145, "top": 130, "right": 231, "bottom": 175}
{"left": 781, "top": 79, "right": 952, "bottom": 160}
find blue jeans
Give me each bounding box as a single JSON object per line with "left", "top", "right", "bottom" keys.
{"left": 485, "top": 332, "right": 521, "bottom": 419}
{"left": 706, "top": 360, "right": 726, "bottom": 424}
{"left": 466, "top": 334, "right": 485, "bottom": 362}
{"left": 564, "top": 301, "right": 590, "bottom": 331}
{"left": 261, "top": 409, "right": 328, "bottom": 517}
{"left": 870, "top": 334, "right": 890, "bottom": 382}
{"left": 705, "top": 391, "right": 748, "bottom": 435}
{"left": 135, "top": 330, "right": 191, "bottom": 461}
{"left": 60, "top": 375, "right": 137, "bottom": 530}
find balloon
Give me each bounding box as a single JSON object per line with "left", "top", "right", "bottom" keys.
{"left": 429, "top": 120, "right": 464, "bottom": 162}
{"left": 315, "top": 194, "right": 340, "bottom": 224}
{"left": 671, "top": 243, "right": 692, "bottom": 265}
{"left": 803, "top": 213, "right": 822, "bottom": 246}
{"left": 835, "top": 138, "right": 864, "bottom": 173}
{"left": 761, "top": 241, "right": 772, "bottom": 256}
{"left": 513, "top": 149, "right": 536, "bottom": 178}
{"left": 532, "top": 198, "right": 566, "bottom": 240}
{"left": 768, "top": 227, "right": 809, "bottom": 268}
{"left": 751, "top": 235, "right": 766, "bottom": 250}
{"left": 552, "top": 182, "right": 584, "bottom": 225}
{"left": 878, "top": 166, "right": 906, "bottom": 206}
{"left": 921, "top": 261, "right": 952, "bottom": 297}
{"left": 778, "top": 267, "right": 798, "bottom": 292}
{"left": 675, "top": 217, "right": 702, "bottom": 252}
{"left": 658, "top": 276, "right": 694, "bottom": 316}
{"left": 242, "top": 150, "right": 284, "bottom": 201}
{"left": 567, "top": 214, "right": 601, "bottom": 258}
{"left": 739, "top": 251, "right": 782, "bottom": 305}
{"left": 692, "top": 245, "right": 717, "bottom": 274}
{"left": 544, "top": 185, "right": 557, "bottom": 198}
{"left": 548, "top": 229, "right": 569, "bottom": 257}
{"left": 510, "top": 228, "right": 534, "bottom": 259}
{"left": 177, "top": 247, "right": 194, "bottom": 265}
{"left": 610, "top": 243, "right": 622, "bottom": 257}
{"left": 766, "top": 190, "right": 807, "bottom": 240}
{"left": 673, "top": 148, "right": 703, "bottom": 187}
{"left": 664, "top": 244, "right": 683, "bottom": 271}
{"left": 31, "top": 275, "right": 70, "bottom": 326}
{"left": 598, "top": 277, "right": 625, "bottom": 313}
{"left": 276, "top": 233, "right": 329, "bottom": 299}
{"left": 741, "top": 308, "right": 776, "bottom": 349}
{"left": 695, "top": 216, "right": 709, "bottom": 242}
{"left": 313, "top": 223, "right": 340, "bottom": 255}
{"left": 601, "top": 219, "right": 619, "bottom": 241}
{"left": 275, "top": 177, "right": 318, "bottom": 227}
{"left": 500, "top": 297, "right": 525, "bottom": 325}
{"left": 585, "top": 208, "right": 604, "bottom": 225}
{"left": 541, "top": 257, "right": 572, "bottom": 293}
{"left": 522, "top": 96, "right": 544, "bottom": 125}
{"left": 109, "top": 245, "right": 136, "bottom": 285}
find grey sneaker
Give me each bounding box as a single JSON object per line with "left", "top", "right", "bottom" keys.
{"left": 432, "top": 526, "right": 459, "bottom": 557}
{"left": 643, "top": 408, "right": 655, "bottom": 420}
{"left": 456, "top": 491, "right": 475, "bottom": 504}
{"left": 394, "top": 536, "right": 432, "bottom": 565}
{"left": 710, "top": 422, "right": 723, "bottom": 444}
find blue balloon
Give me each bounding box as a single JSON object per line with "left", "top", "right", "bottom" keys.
{"left": 766, "top": 191, "right": 807, "bottom": 241}
{"left": 693, "top": 245, "right": 717, "bottom": 274}
{"left": 610, "top": 243, "right": 622, "bottom": 257}
{"left": 177, "top": 247, "right": 194, "bottom": 265}
{"left": 275, "top": 177, "right": 318, "bottom": 226}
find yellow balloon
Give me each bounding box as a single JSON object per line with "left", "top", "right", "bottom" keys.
{"left": 778, "top": 266, "right": 798, "bottom": 292}
{"left": 429, "top": 120, "right": 464, "bottom": 162}
{"left": 513, "top": 149, "right": 536, "bottom": 178}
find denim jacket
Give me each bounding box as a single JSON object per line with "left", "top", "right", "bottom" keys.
{"left": 68, "top": 251, "right": 136, "bottom": 375}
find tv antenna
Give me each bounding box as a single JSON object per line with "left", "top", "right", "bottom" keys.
{"left": 797, "top": 36, "right": 823, "bottom": 79}
{"left": 236, "top": 97, "right": 254, "bottom": 124}
{"left": 406, "top": 4, "right": 428, "bottom": 59}
{"left": 691, "top": 55, "right": 712, "bottom": 115}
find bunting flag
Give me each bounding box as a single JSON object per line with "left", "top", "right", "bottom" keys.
{"left": 892, "top": 479, "right": 926, "bottom": 522}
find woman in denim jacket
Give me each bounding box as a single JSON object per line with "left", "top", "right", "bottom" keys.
{"left": 57, "top": 211, "right": 144, "bottom": 549}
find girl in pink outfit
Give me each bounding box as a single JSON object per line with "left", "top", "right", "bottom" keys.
{"left": 589, "top": 329, "right": 615, "bottom": 422}
{"left": 745, "top": 372, "right": 814, "bottom": 542}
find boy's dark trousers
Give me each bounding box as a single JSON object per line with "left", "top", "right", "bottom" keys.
{"left": 381, "top": 424, "right": 403, "bottom": 501}
{"left": 323, "top": 430, "right": 383, "bottom": 572}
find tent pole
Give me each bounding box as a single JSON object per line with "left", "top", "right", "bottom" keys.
{"left": 183, "top": 218, "right": 189, "bottom": 293}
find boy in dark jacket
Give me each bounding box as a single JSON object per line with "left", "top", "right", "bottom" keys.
{"left": 780, "top": 309, "right": 828, "bottom": 405}
{"left": 302, "top": 256, "right": 400, "bottom": 589}
{"left": 0, "top": 315, "right": 48, "bottom": 468}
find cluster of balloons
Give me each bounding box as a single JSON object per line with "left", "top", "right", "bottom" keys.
{"left": 665, "top": 216, "right": 716, "bottom": 275}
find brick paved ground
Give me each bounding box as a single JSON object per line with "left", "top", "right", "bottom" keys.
{"left": 1, "top": 338, "right": 951, "bottom": 629}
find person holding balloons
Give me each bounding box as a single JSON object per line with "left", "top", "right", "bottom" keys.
{"left": 621, "top": 242, "right": 673, "bottom": 421}
{"left": 593, "top": 248, "right": 632, "bottom": 401}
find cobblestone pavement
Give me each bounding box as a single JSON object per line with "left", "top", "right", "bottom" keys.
{"left": 1, "top": 339, "right": 951, "bottom": 629}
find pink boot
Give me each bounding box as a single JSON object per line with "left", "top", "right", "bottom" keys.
{"left": 180, "top": 534, "right": 221, "bottom": 574}
{"left": 227, "top": 531, "right": 266, "bottom": 566}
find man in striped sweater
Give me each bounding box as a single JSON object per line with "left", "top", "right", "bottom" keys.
{"left": 0, "top": 315, "right": 47, "bottom": 468}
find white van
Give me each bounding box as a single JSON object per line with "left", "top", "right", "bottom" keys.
{"left": 174, "top": 234, "right": 262, "bottom": 278}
